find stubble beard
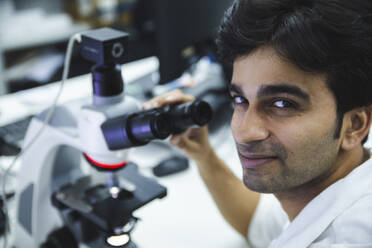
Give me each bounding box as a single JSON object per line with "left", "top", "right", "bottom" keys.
{"left": 241, "top": 130, "right": 340, "bottom": 194}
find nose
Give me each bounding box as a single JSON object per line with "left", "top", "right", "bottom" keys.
{"left": 232, "top": 108, "right": 270, "bottom": 144}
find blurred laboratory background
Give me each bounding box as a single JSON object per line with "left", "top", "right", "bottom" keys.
{"left": 0, "top": 0, "right": 234, "bottom": 94}
{"left": 0, "top": 1, "right": 248, "bottom": 247}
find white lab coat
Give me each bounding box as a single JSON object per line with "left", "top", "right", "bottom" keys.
{"left": 247, "top": 156, "right": 372, "bottom": 248}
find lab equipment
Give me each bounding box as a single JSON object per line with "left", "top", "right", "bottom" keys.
{"left": 12, "top": 28, "right": 212, "bottom": 248}
{"left": 101, "top": 100, "right": 212, "bottom": 150}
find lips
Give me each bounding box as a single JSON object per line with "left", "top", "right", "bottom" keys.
{"left": 238, "top": 152, "right": 277, "bottom": 169}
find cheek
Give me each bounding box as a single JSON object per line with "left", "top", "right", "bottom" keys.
{"left": 274, "top": 128, "right": 304, "bottom": 155}
{"left": 273, "top": 118, "right": 338, "bottom": 156}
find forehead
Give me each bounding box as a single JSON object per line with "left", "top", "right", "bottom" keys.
{"left": 231, "top": 47, "right": 332, "bottom": 100}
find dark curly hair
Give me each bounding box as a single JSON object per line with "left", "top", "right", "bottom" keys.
{"left": 217, "top": 0, "right": 372, "bottom": 142}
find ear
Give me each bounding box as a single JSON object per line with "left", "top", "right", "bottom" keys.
{"left": 341, "top": 105, "right": 372, "bottom": 150}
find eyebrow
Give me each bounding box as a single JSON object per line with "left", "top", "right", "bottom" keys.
{"left": 229, "top": 83, "right": 310, "bottom": 102}
{"left": 228, "top": 84, "right": 244, "bottom": 95}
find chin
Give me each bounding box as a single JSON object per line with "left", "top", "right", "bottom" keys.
{"left": 243, "top": 176, "right": 274, "bottom": 193}
{"left": 243, "top": 172, "right": 291, "bottom": 193}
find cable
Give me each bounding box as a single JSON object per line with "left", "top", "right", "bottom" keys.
{"left": 1, "top": 33, "right": 82, "bottom": 248}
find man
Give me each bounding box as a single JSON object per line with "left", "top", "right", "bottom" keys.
{"left": 144, "top": 0, "right": 372, "bottom": 246}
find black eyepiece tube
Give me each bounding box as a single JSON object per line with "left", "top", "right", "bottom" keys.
{"left": 101, "top": 112, "right": 170, "bottom": 150}
{"left": 165, "top": 100, "right": 213, "bottom": 134}
{"left": 101, "top": 100, "right": 213, "bottom": 150}
{"left": 128, "top": 112, "right": 170, "bottom": 142}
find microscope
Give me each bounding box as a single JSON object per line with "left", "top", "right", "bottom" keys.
{"left": 13, "top": 28, "right": 212, "bottom": 248}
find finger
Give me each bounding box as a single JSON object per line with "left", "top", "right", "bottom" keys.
{"left": 169, "top": 129, "right": 193, "bottom": 145}
{"left": 169, "top": 134, "right": 182, "bottom": 146}
{"left": 186, "top": 127, "right": 205, "bottom": 140}
{"left": 143, "top": 89, "right": 194, "bottom": 109}
{"left": 170, "top": 134, "right": 198, "bottom": 152}
{"left": 142, "top": 89, "right": 194, "bottom": 110}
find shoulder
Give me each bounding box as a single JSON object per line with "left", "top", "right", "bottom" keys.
{"left": 317, "top": 194, "right": 372, "bottom": 243}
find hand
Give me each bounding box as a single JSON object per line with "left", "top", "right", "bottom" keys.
{"left": 142, "top": 90, "right": 215, "bottom": 163}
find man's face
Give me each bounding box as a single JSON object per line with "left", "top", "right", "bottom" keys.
{"left": 230, "top": 47, "right": 342, "bottom": 193}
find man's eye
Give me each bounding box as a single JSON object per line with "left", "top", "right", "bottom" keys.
{"left": 232, "top": 96, "right": 247, "bottom": 105}
{"left": 272, "top": 99, "right": 295, "bottom": 108}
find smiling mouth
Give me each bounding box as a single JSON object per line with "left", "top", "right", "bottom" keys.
{"left": 238, "top": 152, "right": 277, "bottom": 169}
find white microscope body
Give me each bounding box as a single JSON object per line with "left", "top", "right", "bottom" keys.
{"left": 13, "top": 28, "right": 168, "bottom": 248}
{"left": 12, "top": 27, "right": 212, "bottom": 248}
{"left": 14, "top": 94, "right": 140, "bottom": 247}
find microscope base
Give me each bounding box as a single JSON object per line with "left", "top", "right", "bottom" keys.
{"left": 50, "top": 162, "right": 166, "bottom": 247}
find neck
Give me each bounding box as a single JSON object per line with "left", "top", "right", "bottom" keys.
{"left": 275, "top": 146, "right": 369, "bottom": 221}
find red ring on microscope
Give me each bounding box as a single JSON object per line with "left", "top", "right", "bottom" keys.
{"left": 83, "top": 153, "right": 128, "bottom": 170}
